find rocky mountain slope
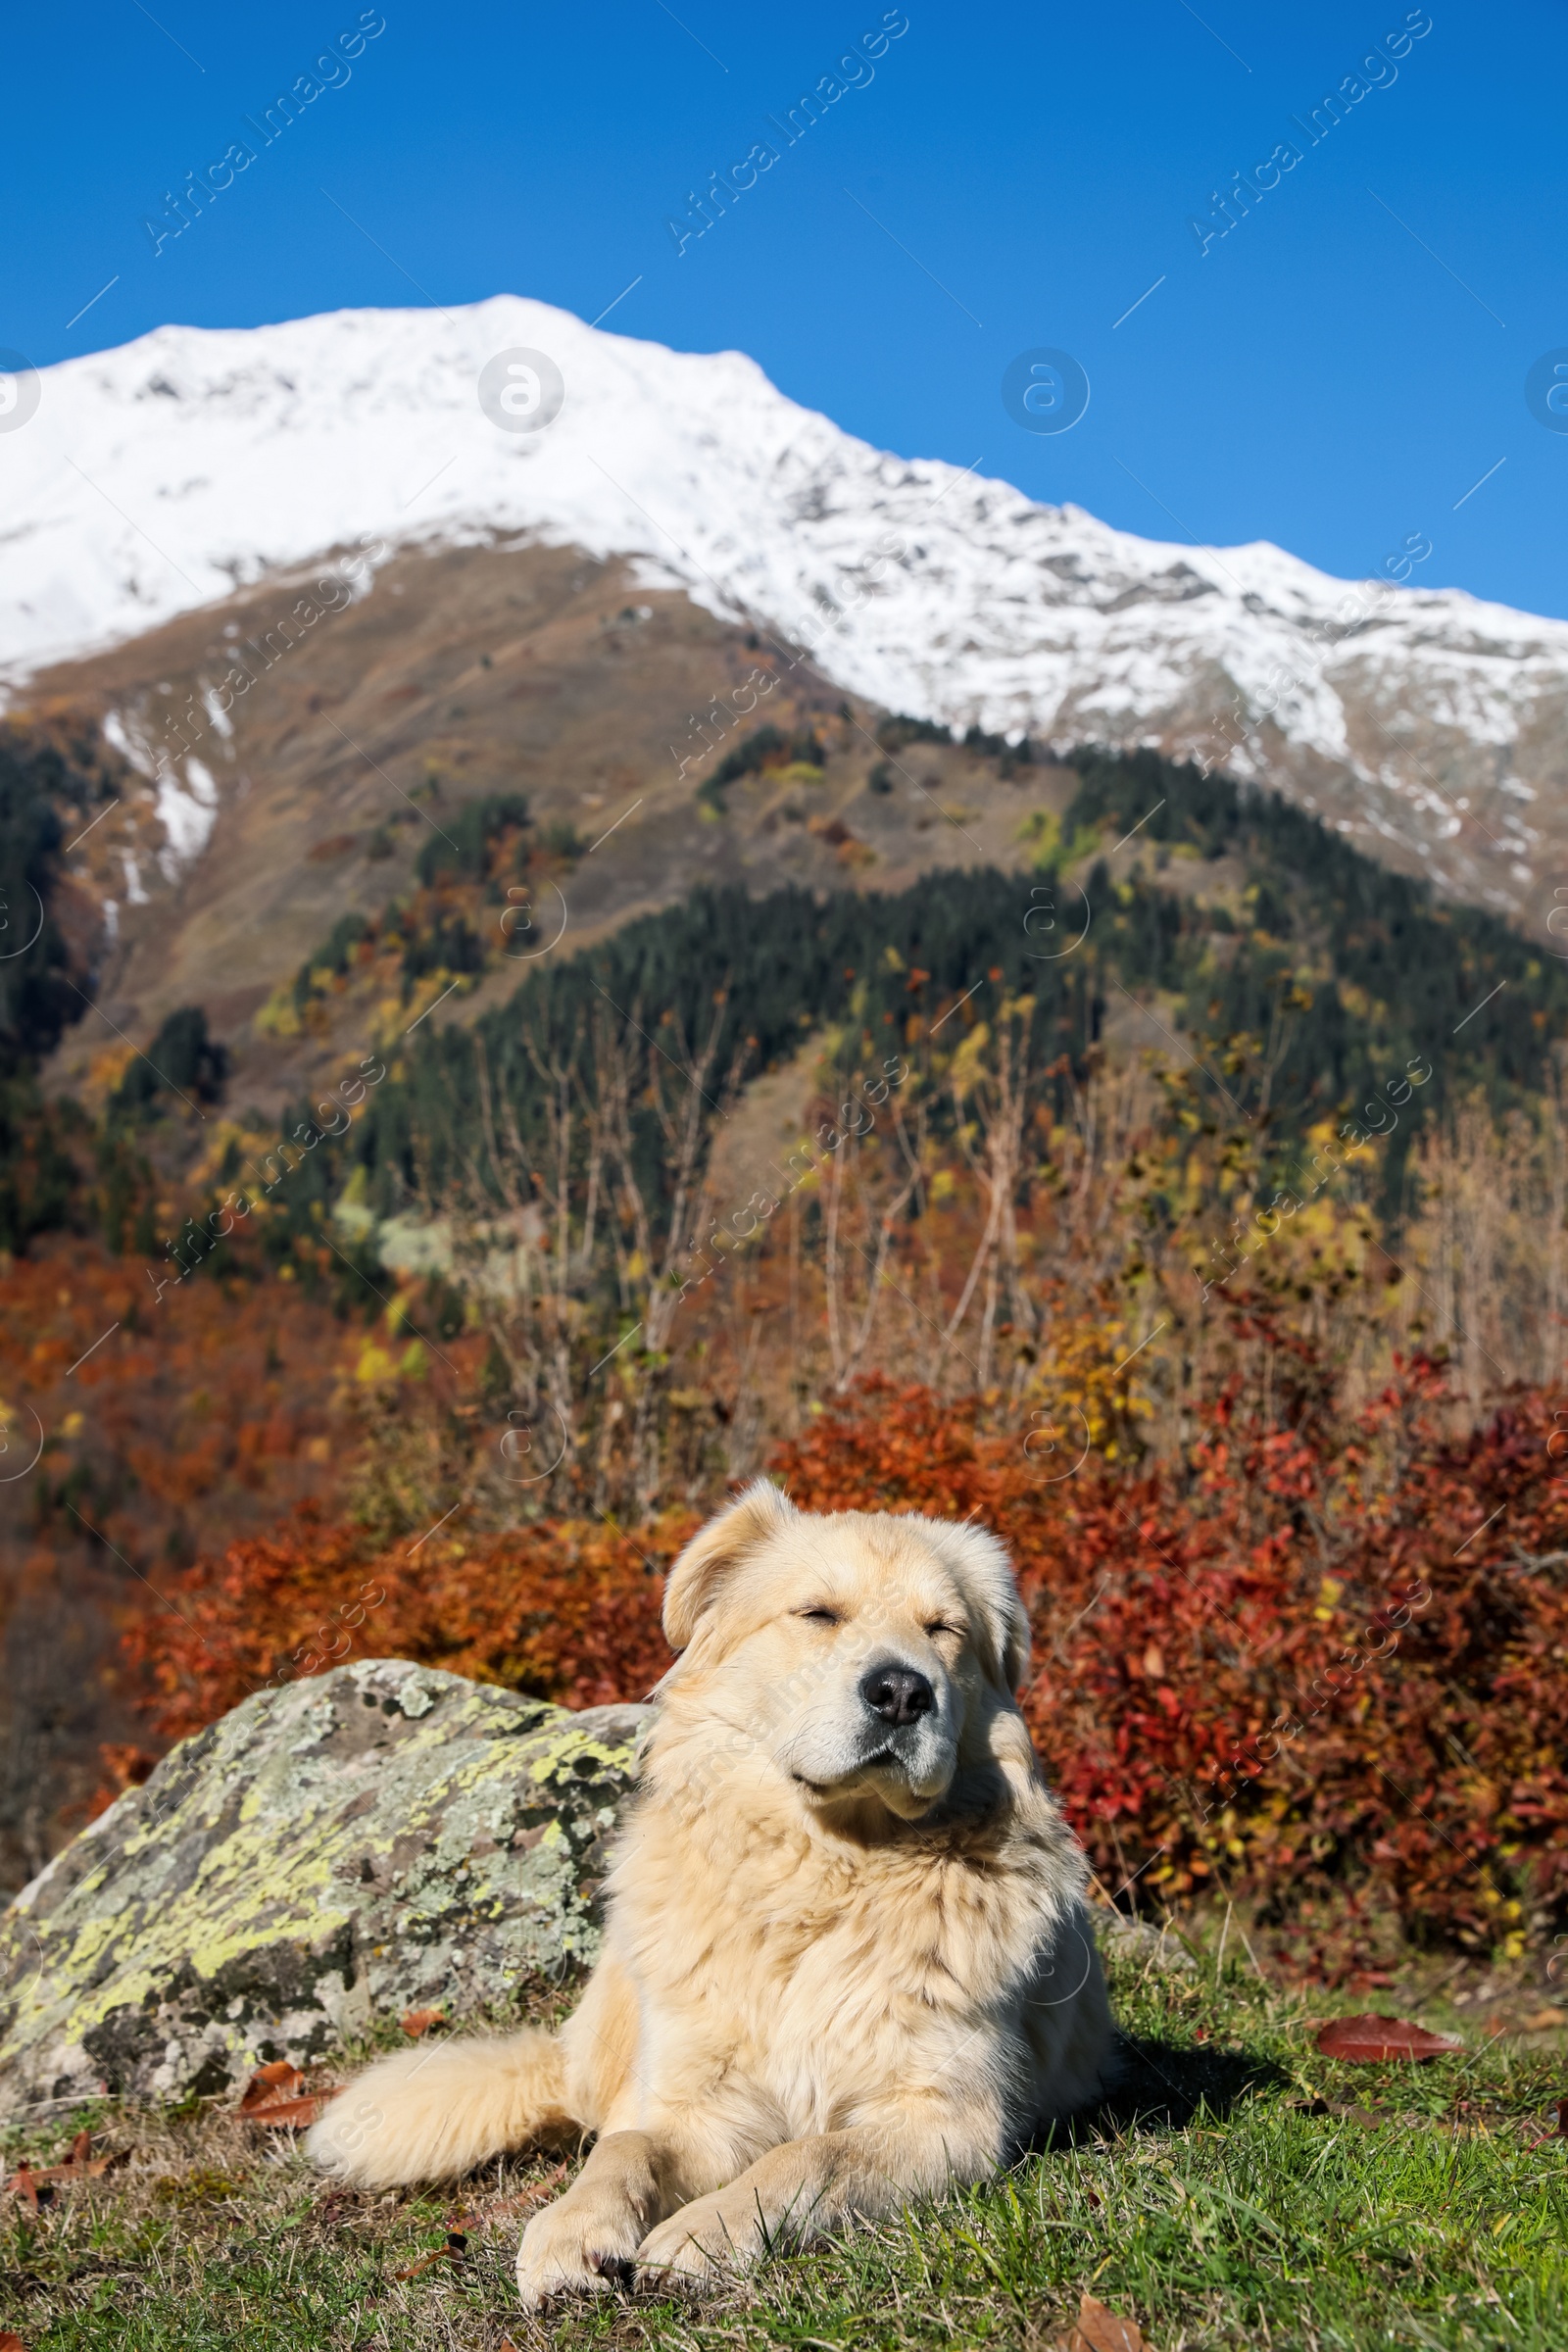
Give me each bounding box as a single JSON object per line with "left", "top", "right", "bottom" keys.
{"left": 21, "top": 540, "right": 1078, "bottom": 1123}
{"left": 4, "top": 295, "right": 1567, "bottom": 939}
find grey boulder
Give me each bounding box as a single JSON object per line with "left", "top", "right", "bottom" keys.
{"left": 0, "top": 1657, "right": 650, "bottom": 2118}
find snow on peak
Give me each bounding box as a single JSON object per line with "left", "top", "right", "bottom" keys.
{"left": 4, "top": 294, "right": 1567, "bottom": 808}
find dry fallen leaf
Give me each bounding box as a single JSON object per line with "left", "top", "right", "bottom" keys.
{"left": 238, "top": 2061, "right": 304, "bottom": 2112}
{"left": 1522, "top": 2007, "right": 1567, "bottom": 2032}
{"left": 1069, "top": 2292, "right": 1155, "bottom": 2352}
{"left": 246, "top": 2090, "right": 339, "bottom": 2129}
{"left": 1315, "top": 2013, "right": 1463, "bottom": 2062}
{"left": 238, "top": 2061, "right": 340, "bottom": 2129}
{"left": 0, "top": 2331, "right": 28, "bottom": 2350}
{"left": 5, "top": 2131, "right": 118, "bottom": 2203}
{"left": 400, "top": 2007, "right": 446, "bottom": 2038}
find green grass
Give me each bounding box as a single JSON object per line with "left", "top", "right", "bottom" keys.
{"left": 2, "top": 1950, "right": 1564, "bottom": 2350}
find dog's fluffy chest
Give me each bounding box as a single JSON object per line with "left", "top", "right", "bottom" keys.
{"left": 609, "top": 1797, "right": 1068, "bottom": 2136}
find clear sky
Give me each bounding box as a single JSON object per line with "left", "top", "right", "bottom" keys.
{"left": 8, "top": 2, "right": 1565, "bottom": 616}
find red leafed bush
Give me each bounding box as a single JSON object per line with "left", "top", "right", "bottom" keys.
{"left": 124, "top": 1355, "right": 1568, "bottom": 1960}
{"left": 123, "top": 1504, "right": 690, "bottom": 1746}
{"left": 773, "top": 1364, "right": 1568, "bottom": 1956}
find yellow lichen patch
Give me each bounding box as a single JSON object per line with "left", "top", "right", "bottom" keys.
{"left": 527, "top": 1730, "right": 638, "bottom": 1788}
{"left": 0, "top": 1663, "right": 648, "bottom": 2117}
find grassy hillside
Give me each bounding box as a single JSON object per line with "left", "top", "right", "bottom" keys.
{"left": 3, "top": 1943, "right": 1564, "bottom": 2350}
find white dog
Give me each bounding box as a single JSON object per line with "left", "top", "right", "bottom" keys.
{"left": 308, "top": 1482, "right": 1113, "bottom": 2305}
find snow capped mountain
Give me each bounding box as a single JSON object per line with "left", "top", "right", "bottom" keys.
{"left": 4, "top": 293, "right": 1566, "bottom": 915}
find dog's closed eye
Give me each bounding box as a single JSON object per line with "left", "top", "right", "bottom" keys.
{"left": 923, "top": 1621, "right": 961, "bottom": 1641}
{"left": 797, "top": 1606, "right": 841, "bottom": 1626}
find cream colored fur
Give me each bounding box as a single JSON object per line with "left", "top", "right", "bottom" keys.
{"left": 306, "top": 1483, "right": 1114, "bottom": 2306}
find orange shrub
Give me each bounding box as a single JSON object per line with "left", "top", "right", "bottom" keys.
{"left": 774, "top": 1365, "right": 1568, "bottom": 1962}
{"left": 123, "top": 1504, "right": 689, "bottom": 1744}
{"left": 122, "top": 1348, "right": 1568, "bottom": 1965}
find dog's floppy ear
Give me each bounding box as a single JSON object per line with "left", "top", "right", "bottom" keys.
{"left": 922, "top": 1519, "right": 1032, "bottom": 1694}
{"left": 662, "top": 1479, "right": 796, "bottom": 1651}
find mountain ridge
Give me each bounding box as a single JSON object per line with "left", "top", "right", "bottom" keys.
{"left": 4, "top": 293, "right": 1567, "bottom": 927}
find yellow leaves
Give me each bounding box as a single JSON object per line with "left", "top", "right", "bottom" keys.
{"left": 254, "top": 985, "right": 303, "bottom": 1039}
{"left": 1019, "top": 808, "right": 1061, "bottom": 867}
{"left": 1027, "top": 1311, "right": 1153, "bottom": 1464}
{"left": 948, "top": 1024, "right": 991, "bottom": 1100}
{"left": 87, "top": 1042, "right": 139, "bottom": 1096}
{"left": 356, "top": 1334, "right": 427, "bottom": 1385}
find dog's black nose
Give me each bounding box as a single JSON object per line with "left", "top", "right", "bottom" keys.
{"left": 859, "top": 1665, "right": 935, "bottom": 1726}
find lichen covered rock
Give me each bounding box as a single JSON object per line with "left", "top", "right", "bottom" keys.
{"left": 0, "top": 1658, "right": 650, "bottom": 2118}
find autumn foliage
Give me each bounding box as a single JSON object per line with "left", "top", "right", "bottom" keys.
{"left": 122, "top": 1506, "right": 685, "bottom": 1745}
{"left": 774, "top": 1357, "right": 1568, "bottom": 1965}
{"left": 119, "top": 1306, "right": 1568, "bottom": 1971}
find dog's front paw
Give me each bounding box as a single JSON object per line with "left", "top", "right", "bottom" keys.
{"left": 515, "top": 2193, "right": 641, "bottom": 2311}
{"left": 635, "top": 2194, "right": 754, "bottom": 2293}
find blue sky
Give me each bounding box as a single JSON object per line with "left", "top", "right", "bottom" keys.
{"left": 9, "top": 1, "right": 1564, "bottom": 615}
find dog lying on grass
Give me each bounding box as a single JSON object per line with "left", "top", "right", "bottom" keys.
{"left": 307, "top": 1481, "right": 1113, "bottom": 2306}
